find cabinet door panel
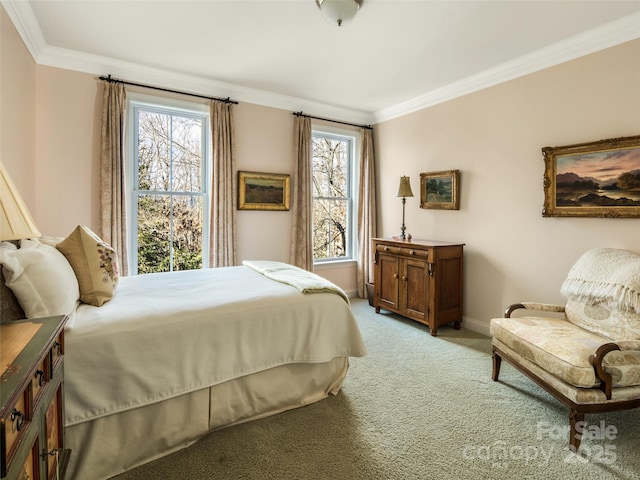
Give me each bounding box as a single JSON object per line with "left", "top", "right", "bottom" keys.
{"left": 377, "top": 254, "right": 399, "bottom": 310}
{"left": 44, "top": 383, "right": 63, "bottom": 480}
{"left": 404, "top": 259, "right": 427, "bottom": 321}
{"left": 20, "top": 436, "right": 40, "bottom": 480}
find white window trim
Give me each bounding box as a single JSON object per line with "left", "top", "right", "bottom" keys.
{"left": 126, "top": 93, "right": 211, "bottom": 274}
{"left": 311, "top": 124, "right": 360, "bottom": 266}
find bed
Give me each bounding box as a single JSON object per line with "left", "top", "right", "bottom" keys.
{"left": 1, "top": 238, "right": 367, "bottom": 480}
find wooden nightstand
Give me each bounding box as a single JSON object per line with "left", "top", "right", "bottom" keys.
{"left": 1, "top": 315, "right": 70, "bottom": 480}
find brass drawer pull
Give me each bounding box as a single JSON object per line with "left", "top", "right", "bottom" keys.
{"left": 11, "top": 408, "right": 25, "bottom": 431}
{"left": 409, "top": 250, "right": 415, "bottom": 255}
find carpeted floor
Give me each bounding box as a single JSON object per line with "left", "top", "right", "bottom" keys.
{"left": 112, "top": 299, "right": 640, "bottom": 480}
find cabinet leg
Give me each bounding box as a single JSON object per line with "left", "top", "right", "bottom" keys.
{"left": 430, "top": 328, "right": 437, "bottom": 337}
{"left": 375, "top": 306, "right": 380, "bottom": 314}
{"left": 454, "top": 321, "right": 461, "bottom": 330}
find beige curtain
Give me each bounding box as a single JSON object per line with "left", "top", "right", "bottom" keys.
{"left": 100, "top": 81, "right": 128, "bottom": 276}
{"left": 357, "top": 128, "right": 377, "bottom": 298}
{"left": 209, "top": 100, "right": 237, "bottom": 267}
{"left": 290, "top": 116, "right": 313, "bottom": 270}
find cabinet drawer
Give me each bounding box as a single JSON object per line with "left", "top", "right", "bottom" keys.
{"left": 376, "top": 243, "right": 430, "bottom": 260}
{"left": 50, "top": 331, "right": 64, "bottom": 373}
{"left": 32, "top": 358, "right": 48, "bottom": 404}
{"left": 1, "top": 382, "right": 32, "bottom": 473}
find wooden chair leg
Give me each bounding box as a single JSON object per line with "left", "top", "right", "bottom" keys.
{"left": 569, "top": 410, "right": 584, "bottom": 451}
{"left": 492, "top": 351, "right": 502, "bottom": 381}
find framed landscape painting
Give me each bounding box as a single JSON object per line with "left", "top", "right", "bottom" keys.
{"left": 420, "top": 170, "right": 460, "bottom": 210}
{"left": 542, "top": 135, "right": 640, "bottom": 218}
{"left": 238, "top": 171, "right": 290, "bottom": 211}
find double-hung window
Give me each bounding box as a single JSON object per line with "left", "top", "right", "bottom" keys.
{"left": 312, "top": 129, "right": 357, "bottom": 263}
{"left": 128, "top": 96, "right": 210, "bottom": 274}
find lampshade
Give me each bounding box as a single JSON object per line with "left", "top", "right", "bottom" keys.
{"left": 397, "top": 176, "right": 414, "bottom": 198}
{"left": 0, "top": 163, "right": 41, "bottom": 241}
{"left": 316, "top": 0, "right": 362, "bottom": 27}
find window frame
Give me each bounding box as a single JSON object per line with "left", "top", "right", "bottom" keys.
{"left": 126, "top": 93, "right": 211, "bottom": 275}
{"left": 311, "top": 125, "right": 359, "bottom": 266}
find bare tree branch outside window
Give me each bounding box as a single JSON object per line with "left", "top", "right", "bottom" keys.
{"left": 135, "top": 109, "right": 206, "bottom": 273}
{"left": 312, "top": 133, "right": 352, "bottom": 260}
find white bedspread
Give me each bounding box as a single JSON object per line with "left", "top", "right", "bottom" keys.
{"left": 65, "top": 265, "right": 367, "bottom": 426}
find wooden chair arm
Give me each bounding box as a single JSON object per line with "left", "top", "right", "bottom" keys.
{"left": 591, "top": 343, "right": 621, "bottom": 400}
{"left": 504, "top": 303, "right": 566, "bottom": 318}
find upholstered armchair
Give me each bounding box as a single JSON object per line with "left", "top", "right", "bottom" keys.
{"left": 490, "top": 248, "right": 640, "bottom": 450}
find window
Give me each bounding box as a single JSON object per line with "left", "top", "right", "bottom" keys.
{"left": 312, "top": 129, "right": 357, "bottom": 263}
{"left": 128, "top": 97, "right": 210, "bottom": 274}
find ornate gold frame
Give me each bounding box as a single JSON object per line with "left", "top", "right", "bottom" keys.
{"left": 238, "top": 171, "right": 290, "bottom": 211}
{"left": 542, "top": 135, "right": 640, "bottom": 218}
{"left": 419, "top": 169, "right": 460, "bottom": 210}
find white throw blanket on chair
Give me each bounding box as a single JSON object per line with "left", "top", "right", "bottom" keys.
{"left": 560, "top": 248, "right": 640, "bottom": 313}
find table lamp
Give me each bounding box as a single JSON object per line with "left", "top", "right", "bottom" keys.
{"left": 0, "top": 162, "right": 41, "bottom": 241}
{"left": 395, "top": 176, "right": 413, "bottom": 240}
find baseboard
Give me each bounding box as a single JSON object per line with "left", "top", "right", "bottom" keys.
{"left": 461, "top": 316, "right": 491, "bottom": 337}
{"left": 350, "top": 298, "right": 491, "bottom": 338}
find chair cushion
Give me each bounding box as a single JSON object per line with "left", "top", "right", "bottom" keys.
{"left": 565, "top": 297, "right": 640, "bottom": 341}
{"left": 491, "top": 316, "right": 640, "bottom": 388}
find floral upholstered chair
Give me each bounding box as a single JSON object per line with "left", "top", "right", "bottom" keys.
{"left": 490, "top": 247, "right": 640, "bottom": 450}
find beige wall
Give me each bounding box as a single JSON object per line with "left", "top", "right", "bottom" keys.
{"left": 3, "top": 5, "right": 638, "bottom": 307}
{"left": 34, "top": 66, "right": 102, "bottom": 236}
{"left": 1, "top": 6, "right": 36, "bottom": 209}
{"left": 0, "top": 10, "right": 357, "bottom": 290}
{"left": 375, "top": 39, "right": 640, "bottom": 333}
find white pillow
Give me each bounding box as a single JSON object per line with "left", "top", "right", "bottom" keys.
{"left": 0, "top": 239, "right": 80, "bottom": 319}
{"left": 37, "top": 235, "right": 66, "bottom": 247}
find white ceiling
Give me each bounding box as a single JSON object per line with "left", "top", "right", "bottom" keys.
{"left": 4, "top": 0, "right": 640, "bottom": 124}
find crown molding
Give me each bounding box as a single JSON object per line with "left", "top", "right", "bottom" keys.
{"left": 1, "top": 0, "right": 45, "bottom": 59}
{"left": 373, "top": 12, "right": 640, "bottom": 124}
{"left": 34, "top": 43, "right": 374, "bottom": 124}
{"left": 3, "top": 1, "right": 638, "bottom": 126}
{"left": 1, "top": 0, "right": 373, "bottom": 124}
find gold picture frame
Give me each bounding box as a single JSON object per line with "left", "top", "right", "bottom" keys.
{"left": 238, "top": 171, "right": 290, "bottom": 211}
{"left": 542, "top": 135, "right": 640, "bottom": 218}
{"left": 420, "top": 170, "right": 460, "bottom": 210}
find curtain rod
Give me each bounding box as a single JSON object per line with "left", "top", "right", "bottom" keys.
{"left": 293, "top": 111, "right": 372, "bottom": 130}
{"left": 99, "top": 75, "right": 238, "bottom": 104}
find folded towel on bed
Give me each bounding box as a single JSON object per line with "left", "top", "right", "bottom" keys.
{"left": 242, "top": 260, "right": 350, "bottom": 304}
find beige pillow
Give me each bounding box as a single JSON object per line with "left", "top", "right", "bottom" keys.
{"left": 56, "top": 225, "right": 119, "bottom": 306}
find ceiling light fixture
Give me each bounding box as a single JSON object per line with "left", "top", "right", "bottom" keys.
{"left": 316, "top": 0, "right": 362, "bottom": 27}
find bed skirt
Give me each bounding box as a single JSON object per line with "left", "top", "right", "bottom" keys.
{"left": 65, "top": 357, "right": 349, "bottom": 480}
